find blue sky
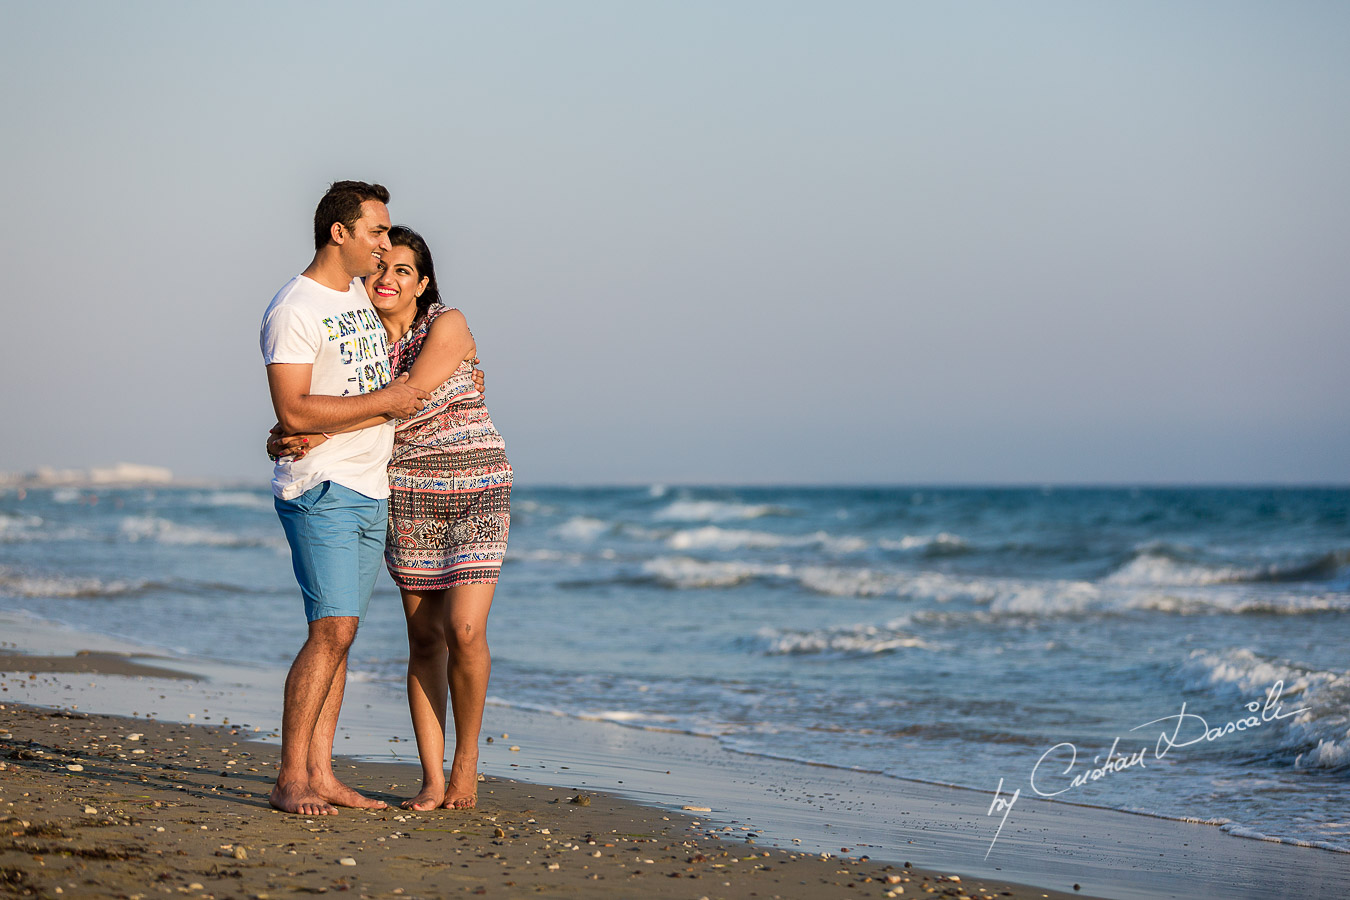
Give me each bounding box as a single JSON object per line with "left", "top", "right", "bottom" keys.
{"left": 2, "top": 1, "right": 1347, "bottom": 484}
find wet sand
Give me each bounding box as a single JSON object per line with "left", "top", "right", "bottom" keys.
{"left": 0, "top": 653, "right": 1092, "bottom": 900}
{"left": 5, "top": 639, "right": 1350, "bottom": 899}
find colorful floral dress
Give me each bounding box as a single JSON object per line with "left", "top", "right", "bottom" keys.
{"left": 384, "top": 303, "right": 511, "bottom": 588}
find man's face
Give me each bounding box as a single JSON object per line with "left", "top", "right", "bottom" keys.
{"left": 337, "top": 200, "right": 392, "bottom": 278}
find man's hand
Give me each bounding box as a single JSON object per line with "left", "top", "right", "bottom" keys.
{"left": 379, "top": 372, "right": 433, "bottom": 418}
{"left": 471, "top": 359, "right": 486, "bottom": 398}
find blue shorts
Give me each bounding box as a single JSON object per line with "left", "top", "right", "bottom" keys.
{"left": 274, "top": 481, "right": 387, "bottom": 623}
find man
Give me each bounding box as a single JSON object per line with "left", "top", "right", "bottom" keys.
{"left": 260, "top": 180, "right": 430, "bottom": 815}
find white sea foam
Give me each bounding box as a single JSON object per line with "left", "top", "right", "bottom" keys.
{"left": 1181, "top": 648, "right": 1350, "bottom": 770}
{"left": 191, "top": 491, "right": 272, "bottom": 510}
{"left": 666, "top": 526, "right": 866, "bottom": 554}
{"left": 761, "top": 622, "right": 936, "bottom": 655}
{"left": 654, "top": 500, "right": 788, "bottom": 522}
{"left": 580, "top": 709, "right": 680, "bottom": 725}
{"left": 989, "top": 581, "right": 1102, "bottom": 615}
{"left": 0, "top": 569, "right": 146, "bottom": 599}
{"left": 554, "top": 516, "right": 610, "bottom": 541}
{"left": 1106, "top": 553, "right": 1258, "bottom": 587}
{"left": 1128, "top": 590, "right": 1350, "bottom": 616}
{"left": 0, "top": 512, "right": 44, "bottom": 541}
{"left": 512, "top": 548, "right": 586, "bottom": 564}
{"left": 0, "top": 513, "right": 87, "bottom": 544}
{"left": 118, "top": 515, "right": 271, "bottom": 548}
{"left": 1212, "top": 823, "right": 1350, "bottom": 853}
{"left": 641, "top": 556, "right": 791, "bottom": 588}
{"left": 794, "top": 566, "right": 999, "bottom": 604}
{"left": 877, "top": 532, "right": 968, "bottom": 553}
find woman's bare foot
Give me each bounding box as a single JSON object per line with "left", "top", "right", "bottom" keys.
{"left": 270, "top": 781, "right": 339, "bottom": 816}
{"left": 309, "top": 772, "right": 388, "bottom": 810}
{"left": 401, "top": 780, "right": 447, "bottom": 811}
{"left": 441, "top": 757, "right": 479, "bottom": 809}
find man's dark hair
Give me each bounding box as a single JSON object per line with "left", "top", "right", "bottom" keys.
{"left": 313, "top": 180, "right": 390, "bottom": 250}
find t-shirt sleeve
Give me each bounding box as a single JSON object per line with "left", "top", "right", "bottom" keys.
{"left": 261, "top": 303, "right": 322, "bottom": 365}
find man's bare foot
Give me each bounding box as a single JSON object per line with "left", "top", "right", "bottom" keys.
{"left": 441, "top": 757, "right": 479, "bottom": 809}
{"left": 270, "top": 781, "right": 339, "bottom": 816}
{"left": 401, "top": 781, "right": 446, "bottom": 811}
{"left": 309, "top": 772, "right": 388, "bottom": 810}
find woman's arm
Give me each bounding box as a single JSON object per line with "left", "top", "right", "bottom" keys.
{"left": 404, "top": 309, "right": 477, "bottom": 394}
{"left": 266, "top": 349, "right": 486, "bottom": 461}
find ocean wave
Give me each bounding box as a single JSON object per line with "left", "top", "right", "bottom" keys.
{"left": 653, "top": 500, "right": 792, "bottom": 522}
{"left": 118, "top": 515, "right": 276, "bottom": 548}
{"left": 666, "top": 526, "right": 866, "bottom": 554}
{"left": 0, "top": 512, "right": 88, "bottom": 544}
{"left": 1128, "top": 591, "right": 1350, "bottom": 616}
{"left": 877, "top": 533, "right": 969, "bottom": 556}
{"left": 988, "top": 581, "right": 1104, "bottom": 615}
{"left": 794, "top": 566, "right": 1000, "bottom": 604}
{"left": 1218, "top": 822, "right": 1349, "bottom": 853}
{"left": 758, "top": 622, "right": 937, "bottom": 656}
{"left": 1180, "top": 648, "right": 1350, "bottom": 771}
{"left": 0, "top": 512, "right": 44, "bottom": 540}
{"left": 641, "top": 557, "right": 792, "bottom": 588}
{"left": 0, "top": 569, "right": 148, "bottom": 599}
{"left": 1106, "top": 548, "right": 1350, "bottom": 587}
{"left": 512, "top": 548, "right": 586, "bottom": 564}
{"left": 554, "top": 516, "right": 610, "bottom": 541}
{"left": 579, "top": 709, "right": 680, "bottom": 725}
{"left": 188, "top": 491, "right": 273, "bottom": 510}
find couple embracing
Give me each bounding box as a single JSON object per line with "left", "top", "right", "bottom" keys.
{"left": 260, "top": 180, "right": 511, "bottom": 815}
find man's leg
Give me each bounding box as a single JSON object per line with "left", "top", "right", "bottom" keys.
{"left": 305, "top": 648, "right": 387, "bottom": 809}
{"left": 302, "top": 487, "right": 389, "bottom": 809}
{"left": 270, "top": 616, "right": 357, "bottom": 815}
{"left": 272, "top": 483, "right": 387, "bottom": 814}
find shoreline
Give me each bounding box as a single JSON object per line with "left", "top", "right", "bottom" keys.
{"left": 0, "top": 659, "right": 1090, "bottom": 900}
{"left": 3, "top": 613, "right": 1350, "bottom": 898}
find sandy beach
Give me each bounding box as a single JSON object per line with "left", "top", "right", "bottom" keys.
{"left": 0, "top": 652, "right": 1091, "bottom": 900}
{"left": 1, "top": 635, "right": 1349, "bottom": 899}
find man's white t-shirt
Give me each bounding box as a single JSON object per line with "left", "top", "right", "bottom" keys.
{"left": 260, "top": 275, "right": 394, "bottom": 501}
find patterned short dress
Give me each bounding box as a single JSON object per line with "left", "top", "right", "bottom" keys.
{"left": 384, "top": 303, "right": 512, "bottom": 589}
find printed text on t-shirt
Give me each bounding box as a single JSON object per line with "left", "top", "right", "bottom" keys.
{"left": 321, "top": 308, "right": 391, "bottom": 395}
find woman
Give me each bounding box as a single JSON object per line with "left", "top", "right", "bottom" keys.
{"left": 270, "top": 226, "right": 511, "bottom": 810}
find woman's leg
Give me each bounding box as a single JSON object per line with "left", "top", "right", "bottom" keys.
{"left": 400, "top": 587, "right": 450, "bottom": 810}
{"left": 441, "top": 581, "right": 496, "bottom": 808}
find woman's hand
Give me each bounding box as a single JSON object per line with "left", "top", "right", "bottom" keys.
{"left": 266, "top": 423, "right": 326, "bottom": 461}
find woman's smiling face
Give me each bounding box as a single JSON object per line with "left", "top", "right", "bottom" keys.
{"left": 365, "top": 244, "right": 428, "bottom": 315}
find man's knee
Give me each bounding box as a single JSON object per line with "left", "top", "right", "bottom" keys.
{"left": 308, "top": 615, "right": 360, "bottom": 650}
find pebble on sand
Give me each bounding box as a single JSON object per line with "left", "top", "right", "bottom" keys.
{"left": 338, "top": 857, "right": 357, "bottom": 866}
{"left": 66, "top": 764, "right": 84, "bottom": 772}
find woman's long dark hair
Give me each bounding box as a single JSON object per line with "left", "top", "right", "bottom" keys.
{"left": 388, "top": 225, "right": 441, "bottom": 318}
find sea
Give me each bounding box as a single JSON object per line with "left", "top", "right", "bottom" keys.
{"left": 2, "top": 483, "right": 1347, "bottom": 854}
